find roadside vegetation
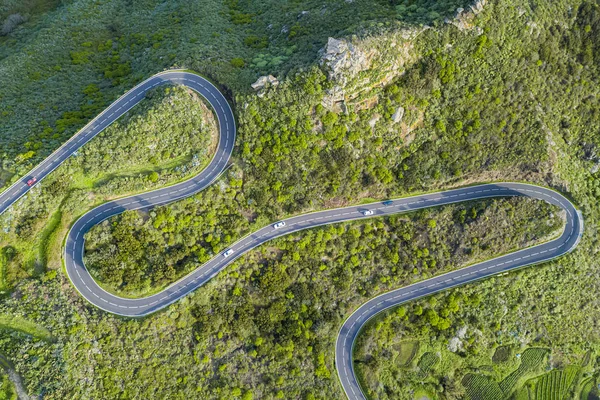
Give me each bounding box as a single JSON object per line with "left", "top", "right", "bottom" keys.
{"left": 0, "top": 0, "right": 600, "bottom": 397}
{"left": 352, "top": 0, "right": 600, "bottom": 398}
{"left": 0, "top": 0, "right": 471, "bottom": 188}
{"left": 0, "top": 84, "right": 217, "bottom": 291}
{"left": 0, "top": 197, "right": 562, "bottom": 399}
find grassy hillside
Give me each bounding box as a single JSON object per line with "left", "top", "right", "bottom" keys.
{"left": 0, "top": 84, "right": 217, "bottom": 291}
{"left": 0, "top": 197, "right": 563, "bottom": 399}
{"left": 353, "top": 0, "right": 600, "bottom": 398}
{"left": 0, "top": 0, "right": 471, "bottom": 187}
{"left": 0, "top": 0, "right": 600, "bottom": 397}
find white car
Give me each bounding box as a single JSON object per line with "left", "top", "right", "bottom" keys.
{"left": 223, "top": 249, "right": 234, "bottom": 257}
{"left": 362, "top": 210, "right": 374, "bottom": 216}
{"left": 273, "top": 221, "right": 286, "bottom": 229}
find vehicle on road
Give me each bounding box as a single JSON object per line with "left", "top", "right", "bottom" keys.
{"left": 26, "top": 177, "right": 37, "bottom": 186}
{"left": 382, "top": 200, "right": 393, "bottom": 206}
{"left": 273, "top": 221, "right": 286, "bottom": 229}
{"left": 362, "top": 210, "right": 374, "bottom": 216}
{"left": 223, "top": 249, "right": 234, "bottom": 257}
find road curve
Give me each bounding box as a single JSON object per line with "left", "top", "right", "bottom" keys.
{"left": 0, "top": 72, "right": 583, "bottom": 398}
{"left": 336, "top": 184, "right": 583, "bottom": 400}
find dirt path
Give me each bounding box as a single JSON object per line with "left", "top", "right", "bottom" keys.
{"left": 0, "top": 353, "right": 30, "bottom": 400}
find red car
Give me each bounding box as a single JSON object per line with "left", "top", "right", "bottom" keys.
{"left": 27, "top": 177, "right": 37, "bottom": 186}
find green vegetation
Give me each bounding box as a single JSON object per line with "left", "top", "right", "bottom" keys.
{"left": 350, "top": 0, "right": 600, "bottom": 397}
{"left": 0, "top": 314, "right": 52, "bottom": 342}
{"left": 1, "top": 0, "right": 600, "bottom": 397}
{"left": 0, "top": 0, "right": 470, "bottom": 187}
{"left": 492, "top": 346, "right": 512, "bottom": 364}
{"left": 84, "top": 187, "right": 562, "bottom": 298}
{"left": 396, "top": 341, "right": 419, "bottom": 366}
{"left": 462, "top": 373, "right": 504, "bottom": 400}
{"left": 0, "top": 372, "right": 15, "bottom": 400}
{"left": 417, "top": 352, "right": 439, "bottom": 377}
{"left": 499, "top": 348, "right": 548, "bottom": 395}
{"left": 0, "top": 84, "right": 216, "bottom": 290}
{"left": 0, "top": 197, "right": 562, "bottom": 398}
{"left": 580, "top": 377, "right": 600, "bottom": 400}
{"left": 531, "top": 366, "right": 580, "bottom": 400}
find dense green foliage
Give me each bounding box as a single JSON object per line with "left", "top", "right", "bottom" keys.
{"left": 84, "top": 185, "right": 561, "bottom": 298}
{"left": 0, "top": 0, "right": 470, "bottom": 187}
{"left": 0, "top": 197, "right": 560, "bottom": 399}
{"left": 353, "top": 0, "right": 600, "bottom": 397}
{"left": 0, "top": 84, "right": 216, "bottom": 290}
{"left": 1, "top": 0, "right": 600, "bottom": 397}
{"left": 0, "top": 372, "right": 15, "bottom": 400}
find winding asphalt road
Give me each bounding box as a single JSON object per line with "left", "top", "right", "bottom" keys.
{"left": 0, "top": 71, "right": 584, "bottom": 399}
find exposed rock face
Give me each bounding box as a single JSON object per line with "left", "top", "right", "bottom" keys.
{"left": 319, "top": 29, "right": 423, "bottom": 110}
{"left": 445, "top": 0, "right": 486, "bottom": 34}
{"left": 470, "top": 0, "right": 486, "bottom": 14}
{"left": 448, "top": 326, "right": 468, "bottom": 353}
{"left": 392, "top": 106, "right": 405, "bottom": 124}
{"left": 251, "top": 75, "right": 279, "bottom": 97}
{"left": 320, "top": 38, "right": 369, "bottom": 86}
{"left": 1, "top": 13, "right": 26, "bottom": 36}
{"left": 251, "top": 75, "right": 279, "bottom": 91}
{"left": 447, "top": 337, "right": 462, "bottom": 353}
{"left": 368, "top": 114, "right": 381, "bottom": 129}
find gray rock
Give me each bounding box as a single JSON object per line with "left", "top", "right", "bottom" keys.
{"left": 1, "top": 13, "right": 26, "bottom": 36}
{"left": 392, "top": 106, "right": 405, "bottom": 123}
{"left": 321, "top": 85, "right": 345, "bottom": 109}
{"left": 446, "top": 0, "right": 487, "bottom": 32}
{"left": 369, "top": 114, "right": 380, "bottom": 129}
{"left": 471, "top": 0, "right": 486, "bottom": 14}
{"left": 251, "top": 75, "right": 279, "bottom": 91}
{"left": 319, "top": 37, "right": 369, "bottom": 85}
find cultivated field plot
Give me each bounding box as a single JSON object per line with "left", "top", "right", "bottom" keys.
{"left": 461, "top": 348, "right": 549, "bottom": 399}
{"left": 417, "top": 352, "right": 439, "bottom": 378}
{"left": 532, "top": 366, "right": 579, "bottom": 400}
{"left": 499, "top": 348, "right": 549, "bottom": 394}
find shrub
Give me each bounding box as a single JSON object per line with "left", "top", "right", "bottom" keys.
{"left": 230, "top": 58, "right": 245, "bottom": 68}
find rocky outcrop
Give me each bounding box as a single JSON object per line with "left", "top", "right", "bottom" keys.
{"left": 251, "top": 75, "right": 279, "bottom": 97}
{"left": 318, "top": 29, "right": 424, "bottom": 111}
{"left": 445, "top": 0, "right": 486, "bottom": 34}
{"left": 320, "top": 38, "right": 369, "bottom": 86}
{"left": 1, "top": 14, "right": 26, "bottom": 36}
{"left": 391, "top": 106, "right": 405, "bottom": 124}
{"left": 470, "top": 0, "right": 486, "bottom": 14}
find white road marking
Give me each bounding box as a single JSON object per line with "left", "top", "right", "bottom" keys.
{"left": 0, "top": 73, "right": 580, "bottom": 400}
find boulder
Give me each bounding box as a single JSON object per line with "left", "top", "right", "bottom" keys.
{"left": 445, "top": 0, "right": 487, "bottom": 33}
{"left": 470, "top": 0, "right": 486, "bottom": 14}
{"left": 319, "top": 37, "right": 369, "bottom": 85}
{"left": 251, "top": 75, "right": 279, "bottom": 92}
{"left": 318, "top": 29, "right": 424, "bottom": 111}
{"left": 1, "top": 13, "right": 26, "bottom": 36}
{"left": 392, "top": 106, "right": 405, "bottom": 123}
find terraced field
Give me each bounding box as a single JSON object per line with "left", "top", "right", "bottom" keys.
{"left": 461, "top": 348, "right": 549, "bottom": 399}
{"left": 499, "top": 348, "right": 549, "bottom": 395}
{"left": 462, "top": 373, "right": 505, "bottom": 400}
{"left": 532, "top": 366, "right": 579, "bottom": 400}
{"left": 417, "top": 352, "right": 439, "bottom": 378}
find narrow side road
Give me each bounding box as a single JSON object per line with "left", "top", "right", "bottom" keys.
{"left": 0, "top": 71, "right": 583, "bottom": 400}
